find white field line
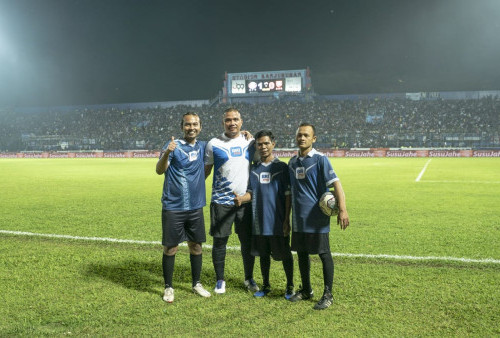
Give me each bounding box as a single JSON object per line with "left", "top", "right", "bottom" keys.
{"left": 418, "top": 180, "right": 500, "bottom": 184}
{"left": 415, "top": 159, "right": 432, "bottom": 182}
{"left": 2, "top": 229, "right": 499, "bottom": 265}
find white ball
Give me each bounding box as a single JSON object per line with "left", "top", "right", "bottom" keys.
{"left": 319, "top": 191, "right": 339, "bottom": 217}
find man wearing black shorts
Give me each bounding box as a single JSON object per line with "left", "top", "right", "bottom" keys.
{"left": 204, "top": 108, "right": 258, "bottom": 294}
{"left": 234, "top": 130, "right": 295, "bottom": 299}
{"left": 156, "top": 112, "right": 211, "bottom": 303}
{"left": 288, "top": 123, "right": 350, "bottom": 310}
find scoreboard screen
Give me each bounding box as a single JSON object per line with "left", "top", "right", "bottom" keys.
{"left": 228, "top": 70, "right": 306, "bottom": 96}
{"left": 247, "top": 79, "right": 284, "bottom": 93}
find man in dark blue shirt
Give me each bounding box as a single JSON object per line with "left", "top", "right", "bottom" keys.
{"left": 234, "top": 130, "right": 294, "bottom": 299}
{"left": 288, "top": 123, "right": 350, "bottom": 310}
{"left": 156, "top": 112, "right": 211, "bottom": 303}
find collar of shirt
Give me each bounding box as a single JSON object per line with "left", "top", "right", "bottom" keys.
{"left": 257, "top": 157, "right": 280, "bottom": 167}
{"left": 178, "top": 139, "right": 197, "bottom": 147}
{"left": 298, "top": 148, "right": 318, "bottom": 160}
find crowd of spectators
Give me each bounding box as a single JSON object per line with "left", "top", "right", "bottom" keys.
{"left": 0, "top": 96, "right": 498, "bottom": 152}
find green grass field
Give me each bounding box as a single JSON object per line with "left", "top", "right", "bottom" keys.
{"left": 1, "top": 158, "right": 499, "bottom": 336}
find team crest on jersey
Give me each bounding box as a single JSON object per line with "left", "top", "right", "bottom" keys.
{"left": 259, "top": 172, "right": 271, "bottom": 184}
{"left": 188, "top": 150, "right": 198, "bottom": 161}
{"left": 230, "top": 147, "right": 242, "bottom": 157}
{"left": 295, "top": 167, "right": 306, "bottom": 179}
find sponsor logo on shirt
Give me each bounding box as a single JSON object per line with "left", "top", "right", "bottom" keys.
{"left": 296, "top": 167, "right": 305, "bottom": 179}
{"left": 260, "top": 172, "right": 271, "bottom": 184}
{"left": 189, "top": 150, "right": 198, "bottom": 161}
{"left": 230, "top": 147, "right": 242, "bottom": 157}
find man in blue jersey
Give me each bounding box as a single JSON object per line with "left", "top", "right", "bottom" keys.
{"left": 204, "top": 107, "right": 258, "bottom": 294}
{"left": 234, "top": 130, "right": 295, "bottom": 299}
{"left": 288, "top": 122, "right": 350, "bottom": 310}
{"left": 156, "top": 112, "right": 211, "bottom": 303}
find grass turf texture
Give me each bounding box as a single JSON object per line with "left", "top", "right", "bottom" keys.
{"left": 1, "top": 158, "right": 499, "bottom": 336}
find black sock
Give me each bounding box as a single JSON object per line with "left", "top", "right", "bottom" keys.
{"left": 282, "top": 251, "right": 294, "bottom": 288}
{"left": 260, "top": 255, "right": 271, "bottom": 287}
{"left": 212, "top": 237, "right": 228, "bottom": 281}
{"left": 190, "top": 254, "right": 202, "bottom": 287}
{"left": 319, "top": 252, "right": 334, "bottom": 292}
{"left": 297, "top": 251, "right": 311, "bottom": 293}
{"left": 238, "top": 232, "right": 255, "bottom": 280}
{"left": 162, "top": 253, "right": 175, "bottom": 288}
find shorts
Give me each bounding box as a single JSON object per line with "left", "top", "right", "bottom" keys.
{"left": 162, "top": 208, "right": 206, "bottom": 247}
{"left": 291, "top": 232, "right": 331, "bottom": 255}
{"left": 210, "top": 202, "right": 251, "bottom": 238}
{"left": 251, "top": 235, "right": 292, "bottom": 261}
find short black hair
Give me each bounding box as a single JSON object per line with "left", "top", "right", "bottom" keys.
{"left": 255, "top": 130, "right": 275, "bottom": 142}
{"left": 298, "top": 122, "right": 316, "bottom": 136}
{"left": 181, "top": 112, "right": 201, "bottom": 128}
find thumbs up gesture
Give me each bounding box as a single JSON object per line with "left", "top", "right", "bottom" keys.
{"left": 167, "top": 136, "right": 177, "bottom": 153}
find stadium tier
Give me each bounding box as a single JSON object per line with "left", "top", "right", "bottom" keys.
{"left": 0, "top": 92, "right": 499, "bottom": 152}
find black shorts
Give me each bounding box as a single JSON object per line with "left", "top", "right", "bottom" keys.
{"left": 251, "top": 235, "right": 292, "bottom": 261}
{"left": 291, "top": 232, "right": 331, "bottom": 255}
{"left": 209, "top": 202, "right": 251, "bottom": 238}
{"left": 162, "top": 208, "right": 206, "bottom": 247}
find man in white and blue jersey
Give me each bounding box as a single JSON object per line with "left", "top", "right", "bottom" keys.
{"left": 288, "top": 123, "right": 350, "bottom": 310}
{"left": 156, "top": 112, "right": 211, "bottom": 303}
{"left": 204, "top": 107, "right": 258, "bottom": 294}
{"left": 234, "top": 130, "right": 294, "bottom": 299}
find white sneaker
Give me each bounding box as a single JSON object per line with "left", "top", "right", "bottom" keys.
{"left": 192, "top": 282, "right": 211, "bottom": 297}
{"left": 214, "top": 280, "right": 226, "bottom": 294}
{"left": 163, "top": 287, "right": 174, "bottom": 303}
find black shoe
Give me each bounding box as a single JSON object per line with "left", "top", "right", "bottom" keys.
{"left": 289, "top": 288, "right": 313, "bottom": 302}
{"left": 313, "top": 291, "right": 333, "bottom": 310}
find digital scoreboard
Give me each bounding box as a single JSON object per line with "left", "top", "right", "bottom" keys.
{"left": 225, "top": 69, "right": 309, "bottom": 97}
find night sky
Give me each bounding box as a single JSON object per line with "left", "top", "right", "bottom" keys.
{"left": 1, "top": 0, "right": 500, "bottom": 107}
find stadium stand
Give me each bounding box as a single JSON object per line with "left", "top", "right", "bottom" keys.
{"left": 0, "top": 95, "right": 498, "bottom": 152}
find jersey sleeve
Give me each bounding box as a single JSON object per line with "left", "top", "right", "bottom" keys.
{"left": 320, "top": 155, "right": 338, "bottom": 187}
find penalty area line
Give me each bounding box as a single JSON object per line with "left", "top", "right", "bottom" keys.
{"left": 2, "top": 229, "right": 499, "bottom": 265}
{"left": 415, "top": 159, "right": 432, "bottom": 182}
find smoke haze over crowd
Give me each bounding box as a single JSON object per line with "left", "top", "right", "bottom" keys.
{"left": 1, "top": 0, "right": 500, "bottom": 107}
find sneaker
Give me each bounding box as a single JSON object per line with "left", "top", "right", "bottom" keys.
{"left": 284, "top": 285, "right": 294, "bottom": 300}
{"left": 214, "top": 280, "right": 226, "bottom": 294}
{"left": 254, "top": 285, "right": 271, "bottom": 297}
{"left": 313, "top": 291, "right": 333, "bottom": 310}
{"left": 289, "top": 288, "right": 313, "bottom": 302}
{"left": 192, "top": 282, "right": 211, "bottom": 298}
{"left": 244, "top": 278, "right": 259, "bottom": 293}
{"left": 163, "top": 287, "right": 174, "bottom": 303}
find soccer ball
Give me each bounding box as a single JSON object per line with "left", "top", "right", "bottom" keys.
{"left": 319, "top": 191, "right": 339, "bottom": 217}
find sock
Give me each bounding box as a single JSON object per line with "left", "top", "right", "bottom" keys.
{"left": 212, "top": 237, "right": 228, "bottom": 281}
{"left": 297, "top": 251, "right": 311, "bottom": 293}
{"left": 282, "top": 251, "right": 294, "bottom": 287}
{"left": 162, "top": 253, "right": 175, "bottom": 288}
{"left": 260, "top": 255, "right": 271, "bottom": 287}
{"left": 190, "top": 254, "right": 202, "bottom": 287}
{"left": 238, "top": 232, "right": 255, "bottom": 280}
{"left": 319, "top": 252, "right": 334, "bottom": 292}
